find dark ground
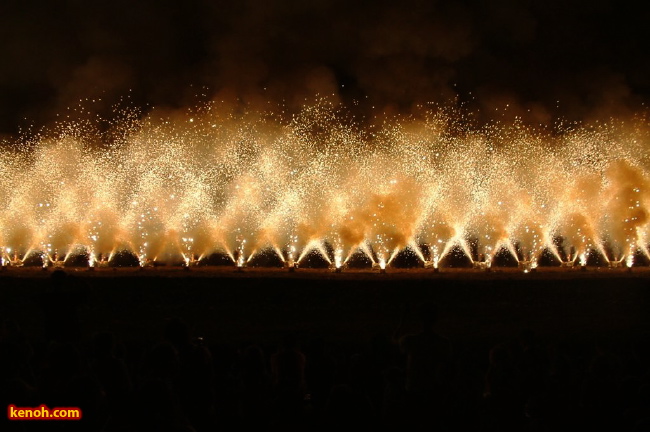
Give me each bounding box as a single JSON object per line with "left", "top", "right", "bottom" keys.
{"left": 2, "top": 266, "right": 650, "bottom": 431}
{"left": 2, "top": 266, "right": 649, "bottom": 351}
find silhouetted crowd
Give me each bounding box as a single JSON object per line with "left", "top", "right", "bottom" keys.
{"left": 2, "top": 271, "right": 650, "bottom": 431}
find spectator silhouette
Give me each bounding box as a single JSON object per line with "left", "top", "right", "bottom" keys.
{"left": 0, "top": 319, "right": 38, "bottom": 431}
{"left": 324, "top": 383, "right": 374, "bottom": 428}
{"left": 381, "top": 366, "right": 406, "bottom": 427}
{"left": 134, "top": 341, "right": 195, "bottom": 432}
{"left": 163, "top": 317, "right": 216, "bottom": 432}
{"left": 517, "top": 329, "right": 548, "bottom": 401}
{"left": 39, "top": 341, "right": 107, "bottom": 431}
{"left": 239, "top": 344, "right": 272, "bottom": 426}
{"left": 394, "top": 302, "right": 452, "bottom": 428}
{"left": 0, "top": 319, "right": 35, "bottom": 387}
{"left": 39, "top": 270, "right": 86, "bottom": 344}
{"left": 305, "top": 336, "right": 336, "bottom": 418}
{"left": 580, "top": 341, "right": 624, "bottom": 430}
{"left": 483, "top": 341, "right": 524, "bottom": 432}
{"left": 270, "top": 333, "right": 307, "bottom": 425}
{"left": 89, "top": 331, "right": 133, "bottom": 430}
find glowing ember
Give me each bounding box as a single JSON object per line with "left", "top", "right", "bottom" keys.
{"left": 518, "top": 260, "right": 537, "bottom": 273}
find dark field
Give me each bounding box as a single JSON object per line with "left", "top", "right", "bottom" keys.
{"left": 3, "top": 266, "right": 650, "bottom": 430}
{"left": 2, "top": 266, "right": 649, "bottom": 349}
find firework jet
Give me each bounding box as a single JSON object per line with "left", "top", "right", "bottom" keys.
{"left": 0, "top": 101, "right": 648, "bottom": 269}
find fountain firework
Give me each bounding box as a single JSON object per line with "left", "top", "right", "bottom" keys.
{"left": 0, "top": 100, "right": 648, "bottom": 270}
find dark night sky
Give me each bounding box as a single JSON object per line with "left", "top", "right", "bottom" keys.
{"left": 1, "top": 0, "right": 648, "bottom": 134}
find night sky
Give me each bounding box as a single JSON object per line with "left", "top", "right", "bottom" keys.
{"left": 1, "top": 0, "right": 648, "bottom": 135}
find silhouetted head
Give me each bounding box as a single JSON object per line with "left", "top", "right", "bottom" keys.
{"left": 145, "top": 342, "right": 179, "bottom": 379}
{"left": 2, "top": 319, "right": 21, "bottom": 338}
{"left": 92, "top": 331, "right": 116, "bottom": 358}
{"left": 518, "top": 328, "right": 536, "bottom": 349}
{"left": 163, "top": 317, "right": 191, "bottom": 348}
{"left": 489, "top": 343, "right": 513, "bottom": 367}
{"left": 242, "top": 345, "right": 266, "bottom": 374}
{"left": 417, "top": 301, "right": 438, "bottom": 328}
{"left": 48, "top": 342, "right": 82, "bottom": 377}
{"left": 280, "top": 333, "right": 299, "bottom": 351}
{"left": 50, "top": 269, "right": 67, "bottom": 289}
